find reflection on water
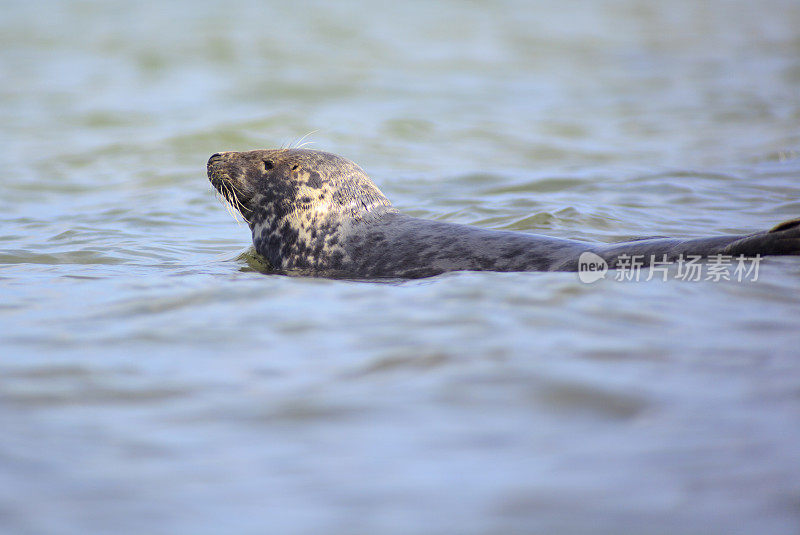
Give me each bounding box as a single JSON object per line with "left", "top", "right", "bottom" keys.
{"left": 1, "top": 1, "right": 800, "bottom": 534}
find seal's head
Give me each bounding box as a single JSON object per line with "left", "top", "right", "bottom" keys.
{"left": 207, "top": 149, "right": 392, "bottom": 230}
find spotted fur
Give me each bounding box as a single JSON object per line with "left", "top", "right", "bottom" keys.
{"left": 208, "top": 149, "right": 800, "bottom": 279}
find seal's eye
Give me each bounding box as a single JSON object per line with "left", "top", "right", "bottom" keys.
{"left": 263, "top": 160, "right": 274, "bottom": 171}
{"left": 292, "top": 164, "right": 299, "bottom": 171}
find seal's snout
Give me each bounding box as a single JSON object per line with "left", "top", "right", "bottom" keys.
{"left": 207, "top": 152, "right": 231, "bottom": 190}
{"left": 208, "top": 151, "right": 239, "bottom": 169}
{"left": 207, "top": 152, "right": 227, "bottom": 168}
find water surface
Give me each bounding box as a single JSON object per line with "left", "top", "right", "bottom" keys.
{"left": 2, "top": 1, "right": 800, "bottom": 534}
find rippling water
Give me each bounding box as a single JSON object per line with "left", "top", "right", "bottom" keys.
{"left": 2, "top": 1, "right": 800, "bottom": 534}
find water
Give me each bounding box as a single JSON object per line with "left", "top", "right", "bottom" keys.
{"left": 2, "top": 1, "right": 800, "bottom": 533}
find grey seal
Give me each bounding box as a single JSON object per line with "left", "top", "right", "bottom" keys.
{"left": 207, "top": 148, "right": 800, "bottom": 279}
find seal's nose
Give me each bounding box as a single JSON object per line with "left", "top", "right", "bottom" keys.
{"left": 208, "top": 151, "right": 233, "bottom": 167}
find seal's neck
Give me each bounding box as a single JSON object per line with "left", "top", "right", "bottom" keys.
{"left": 251, "top": 202, "right": 396, "bottom": 271}
{"left": 330, "top": 183, "right": 394, "bottom": 219}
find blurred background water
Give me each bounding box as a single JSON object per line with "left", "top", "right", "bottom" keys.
{"left": 1, "top": 1, "right": 800, "bottom": 534}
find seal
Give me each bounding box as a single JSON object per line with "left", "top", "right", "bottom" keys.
{"left": 207, "top": 148, "right": 800, "bottom": 279}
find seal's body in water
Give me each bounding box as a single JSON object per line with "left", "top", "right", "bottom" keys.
{"left": 207, "top": 149, "right": 800, "bottom": 279}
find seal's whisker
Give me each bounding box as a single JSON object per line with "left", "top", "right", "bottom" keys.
{"left": 223, "top": 196, "right": 238, "bottom": 223}
{"left": 234, "top": 193, "right": 251, "bottom": 218}
{"left": 228, "top": 186, "right": 252, "bottom": 225}
{"left": 217, "top": 184, "right": 244, "bottom": 225}
{"left": 214, "top": 191, "right": 232, "bottom": 220}
{"left": 233, "top": 194, "right": 252, "bottom": 217}
{"left": 292, "top": 130, "right": 319, "bottom": 149}
{"left": 227, "top": 180, "right": 248, "bottom": 199}
{"left": 226, "top": 189, "right": 244, "bottom": 225}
